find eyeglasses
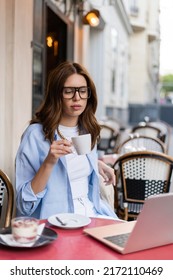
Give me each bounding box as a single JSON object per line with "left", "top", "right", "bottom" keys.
{"left": 62, "top": 86, "right": 91, "bottom": 99}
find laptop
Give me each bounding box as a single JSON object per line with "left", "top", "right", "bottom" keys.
{"left": 84, "top": 193, "right": 173, "bottom": 254}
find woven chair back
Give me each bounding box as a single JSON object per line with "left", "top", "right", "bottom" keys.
{"left": 116, "top": 135, "right": 166, "bottom": 154}
{"left": 98, "top": 124, "right": 118, "bottom": 153}
{"left": 0, "top": 170, "right": 14, "bottom": 228}
{"left": 113, "top": 151, "right": 173, "bottom": 220}
{"left": 132, "top": 124, "right": 162, "bottom": 140}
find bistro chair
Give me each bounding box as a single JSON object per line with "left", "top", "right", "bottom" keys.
{"left": 149, "top": 120, "right": 172, "bottom": 153}
{"left": 113, "top": 151, "right": 173, "bottom": 221}
{"left": 97, "top": 124, "right": 119, "bottom": 154}
{"left": 115, "top": 134, "right": 166, "bottom": 154}
{"left": 138, "top": 117, "right": 172, "bottom": 153}
{"left": 0, "top": 169, "right": 14, "bottom": 228}
{"left": 131, "top": 124, "right": 163, "bottom": 141}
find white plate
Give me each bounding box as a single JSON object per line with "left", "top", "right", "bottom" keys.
{"left": 48, "top": 213, "right": 91, "bottom": 229}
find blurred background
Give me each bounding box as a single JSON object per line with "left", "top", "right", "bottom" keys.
{"left": 0, "top": 0, "right": 173, "bottom": 181}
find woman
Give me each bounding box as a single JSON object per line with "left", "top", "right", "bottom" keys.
{"left": 15, "top": 61, "right": 117, "bottom": 219}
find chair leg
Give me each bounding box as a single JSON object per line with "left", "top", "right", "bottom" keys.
{"left": 124, "top": 207, "right": 128, "bottom": 221}
{"left": 113, "top": 186, "right": 119, "bottom": 210}
{"left": 117, "top": 208, "right": 128, "bottom": 221}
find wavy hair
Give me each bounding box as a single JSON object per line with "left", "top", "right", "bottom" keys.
{"left": 31, "top": 61, "right": 101, "bottom": 149}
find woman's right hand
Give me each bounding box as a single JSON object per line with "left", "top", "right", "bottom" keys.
{"left": 31, "top": 139, "right": 72, "bottom": 194}
{"left": 45, "top": 139, "right": 72, "bottom": 165}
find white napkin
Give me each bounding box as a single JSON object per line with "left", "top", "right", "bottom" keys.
{"left": 0, "top": 223, "right": 45, "bottom": 247}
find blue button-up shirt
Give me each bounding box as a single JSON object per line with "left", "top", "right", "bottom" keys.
{"left": 15, "top": 124, "right": 117, "bottom": 219}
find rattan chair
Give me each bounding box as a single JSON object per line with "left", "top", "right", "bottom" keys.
{"left": 0, "top": 169, "right": 14, "bottom": 228}
{"left": 97, "top": 124, "right": 118, "bottom": 154}
{"left": 115, "top": 134, "right": 166, "bottom": 154}
{"left": 131, "top": 124, "right": 163, "bottom": 140}
{"left": 149, "top": 120, "right": 172, "bottom": 153}
{"left": 113, "top": 151, "right": 173, "bottom": 221}
{"left": 138, "top": 117, "right": 172, "bottom": 153}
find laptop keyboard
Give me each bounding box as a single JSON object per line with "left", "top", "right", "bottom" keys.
{"left": 104, "top": 232, "right": 130, "bottom": 248}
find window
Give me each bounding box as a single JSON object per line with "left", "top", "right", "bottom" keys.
{"left": 32, "top": 0, "right": 45, "bottom": 116}
{"left": 129, "top": 0, "right": 139, "bottom": 16}
{"left": 111, "top": 28, "right": 118, "bottom": 94}
{"left": 32, "top": 44, "right": 44, "bottom": 114}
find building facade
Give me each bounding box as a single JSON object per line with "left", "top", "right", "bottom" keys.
{"left": 0, "top": 0, "right": 160, "bottom": 181}
{"left": 123, "top": 0, "right": 160, "bottom": 122}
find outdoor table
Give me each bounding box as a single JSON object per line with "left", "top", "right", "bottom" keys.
{"left": 99, "top": 154, "right": 119, "bottom": 166}
{"left": 0, "top": 217, "right": 173, "bottom": 260}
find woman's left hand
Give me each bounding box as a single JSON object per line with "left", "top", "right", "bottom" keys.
{"left": 98, "top": 160, "right": 116, "bottom": 185}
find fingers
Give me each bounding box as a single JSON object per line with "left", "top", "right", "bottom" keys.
{"left": 99, "top": 169, "right": 110, "bottom": 185}
{"left": 53, "top": 139, "right": 72, "bottom": 147}
{"left": 100, "top": 167, "right": 116, "bottom": 185}
{"left": 104, "top": 177, "right": 114, "bottom": 186}
{"left": 104, "top": 166, "right": 116, "bottom": 185}
{"left": 98, "top": 162, "right": 116, "bottom": 185}
{"left": 47, "top": 140, "right": 72, "bottom": 164}
{"left": 52, "top": 140, "right": 72, "bottom": 154}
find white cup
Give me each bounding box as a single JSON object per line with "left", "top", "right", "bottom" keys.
{"left": 71, "top": 134, "right": 91, "bottom": 155}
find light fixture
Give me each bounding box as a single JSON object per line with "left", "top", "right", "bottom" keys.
{"left": 82, "top": 9, "right": 100, "bottom": 27}
{"left": 46, "top": 33, "right": 58, "bottom": 56}
{"left": 47, "top": 36, "right": 54, "bottom": 48}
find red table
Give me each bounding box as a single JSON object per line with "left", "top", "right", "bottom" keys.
{"left": 0, "top": 218, "right": 173, "bottom": 260}
{"left": 99, "top": 154, "right": 119, "bottom": 166}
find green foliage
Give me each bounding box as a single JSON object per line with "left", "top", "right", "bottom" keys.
{"left": 160, "top": 74, "right": 173, "bottom": 94}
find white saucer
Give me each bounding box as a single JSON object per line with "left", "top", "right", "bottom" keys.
{"left": 48, "top": 213, "right": 91, "bottom": 229}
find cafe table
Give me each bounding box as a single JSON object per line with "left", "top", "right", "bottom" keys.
{"left": 99, "top": 154, "right": 119, "bottom": 167}
{"left": 0, "top": 218, "right": 173, "bottom": 260}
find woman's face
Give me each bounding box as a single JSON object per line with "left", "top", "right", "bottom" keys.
{"left": 61, "top": 74, "right": 88, "bottom": 125}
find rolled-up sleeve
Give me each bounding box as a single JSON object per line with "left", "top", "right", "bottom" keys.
{"left": 16, "top": 180, "right": 47, "bottom": 216}
{"left": 15, "top": 125, "right": 49, "bottom": 216}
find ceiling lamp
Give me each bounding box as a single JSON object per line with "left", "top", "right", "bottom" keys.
{"left": 83, "top": 9, "right": 100, "bottom": 27}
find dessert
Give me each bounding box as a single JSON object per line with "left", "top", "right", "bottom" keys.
{"left": 11, "top": 217, "right": 39, "bottom": 243}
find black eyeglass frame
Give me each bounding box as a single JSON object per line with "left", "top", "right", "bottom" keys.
{"left": 62, "top": 86, "right": 91, "bottom": 99}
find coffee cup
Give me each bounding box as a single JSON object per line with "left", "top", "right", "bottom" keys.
{"left": 71, "top": 134, "right": 91, "bottom": 155}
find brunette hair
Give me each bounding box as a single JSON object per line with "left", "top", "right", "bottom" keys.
{"left": 30, "top": 61, "right": 101, "bottom": 149}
